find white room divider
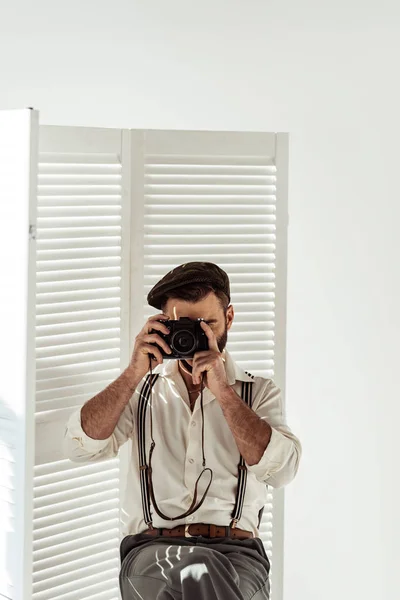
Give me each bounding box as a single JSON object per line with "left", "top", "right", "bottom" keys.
{"left": 0, "top": 109, "right": 288, "bottom": 600}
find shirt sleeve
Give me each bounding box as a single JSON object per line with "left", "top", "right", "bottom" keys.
{"left": 245, "top": 378, "right": 302, "bottom": 488}
{"left": 63, "top": 390, "right": 137, "bottom": 463}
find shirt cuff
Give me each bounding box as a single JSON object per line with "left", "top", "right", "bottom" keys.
{"left": 246, "top": 426, "right": 294, "bottom": 481}
{"left": 64, "top": 407, "right": 112, "bottom": 455}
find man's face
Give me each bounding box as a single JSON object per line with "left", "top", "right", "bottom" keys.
{"left": 163, "top": 292, "right": 234, "bottom": 366}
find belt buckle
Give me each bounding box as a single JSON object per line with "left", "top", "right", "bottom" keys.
{"left": 185, "top": 524, "right": 195, "bottom": 538}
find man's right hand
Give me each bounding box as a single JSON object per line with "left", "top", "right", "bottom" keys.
{"left": 125, "top": 314, "right": 172, "bottom": 385}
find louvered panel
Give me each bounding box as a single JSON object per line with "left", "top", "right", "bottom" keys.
{"left": 259, "top": 488, "right": 274, "bottom": 566}
{"left": 33, "top": 437, "right": 121, "bottom": 582}
{"left": 33, "top": 128, "right": 130, "bottom": 600}
{"left": 135, "top": 132, "right": 289, "bottom": 600}
{"left": 143, "top": 155, "right": 277, "bottom": 378}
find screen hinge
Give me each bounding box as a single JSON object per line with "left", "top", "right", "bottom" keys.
{"left": 29, "top": 224, "right": 37, "bottom": 240}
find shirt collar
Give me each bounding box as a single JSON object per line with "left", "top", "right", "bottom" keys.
{"left": 152, "top": 348, "right": 254, "bottom": 385}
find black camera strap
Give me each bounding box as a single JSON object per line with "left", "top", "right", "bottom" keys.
{"left": 137, "top": 365, "right": 258, "bottom": 531}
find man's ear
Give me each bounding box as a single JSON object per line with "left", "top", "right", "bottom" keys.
{"left": 226, "top": 304, "right": 234, "bottom": 330}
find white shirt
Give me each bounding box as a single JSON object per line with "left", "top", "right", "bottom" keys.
{"left": 64, "top": 349, "right": 301, "bottom": 539}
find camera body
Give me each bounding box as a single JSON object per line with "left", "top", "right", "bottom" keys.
{"left": 150, "top": 317, "right": 209, "bottom": 359}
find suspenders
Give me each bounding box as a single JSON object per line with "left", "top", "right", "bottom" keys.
{"left": 230, "top": 374, "right": 254, "bottom": 529}
{"left": 137, "top": 372, "right": 258, "bottom": 531}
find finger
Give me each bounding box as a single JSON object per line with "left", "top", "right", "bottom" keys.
{"left": 193, "top": 370, "right": 205, "bottom": 386}
{"left": 200, "top": 321, "right": 219, "bottom": 351}
{"left": 191, "top": 361, "right": 204, "bottom": 385}
{"left": 142, "top": 344, "right": 163, "bottom": 365}
{"left": 145, "top": 314, "right": 169, "bottom": 332}
{"left": 146, "top": 320, "right": 170, "bottom": 336}
{"left": 143, "top": 333, "right": 172, "bottom": 355}
{"left": 148, "top": 313, "right": 169, "bottom": 321}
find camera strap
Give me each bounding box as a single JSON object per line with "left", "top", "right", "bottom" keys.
{"left": 137, "top": 370, "right": 260, "bottom": 531}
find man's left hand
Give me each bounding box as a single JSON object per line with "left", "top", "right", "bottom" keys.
{"left": 191, "top": 321, "right": 230, "bottom": 397}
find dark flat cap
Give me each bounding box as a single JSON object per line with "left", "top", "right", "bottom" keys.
{"left": 147, "top": 261, "right": 231, "bottom": 310}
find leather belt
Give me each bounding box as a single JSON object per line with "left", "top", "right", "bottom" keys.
{"left": 142, "top": 523, "right": 254, "bottom": 540}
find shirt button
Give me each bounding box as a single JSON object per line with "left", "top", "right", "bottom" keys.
{"left": 189, "top": 458, "right": 194, "bottom": 464}
{"left": 191, "top": 421, "right": 196, "bottom": 427}
{"left": 187, "top": 516, "right": 194, "bottom": 522}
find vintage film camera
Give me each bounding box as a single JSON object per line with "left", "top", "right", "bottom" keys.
{"left": 149, "top": 317, "right": 209, "bottom": 359}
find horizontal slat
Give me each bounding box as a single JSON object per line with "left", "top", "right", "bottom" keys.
{"left": 32, "top": 566, "right": 120, "bottom": 600}
{"left": 145, "top": 184, "right": 275, "bottom": 195}
{"left": 145, "top": 194, "right": 276, "bottom": 204}
{"left": 36, "top": 307, "right": 120, "bottom": 326}
{"left": 36, "top": 348, "right": 120, "bottom": 369}
{"left": 36, "top": 297, "right": 120, "bottom": 315}
{"left": 33, "top": 508, "right": 120, "bottom": 542}
{"left": 37, "top": 277, "right": 121, "bottom": 294}
{"left": 34, "top": 476, "right": 119, "bottom": 504}
{"left": 39, "top": 175, "right": 121, "bottom": 185}
{"left": 145, "top": 155, "right": 276, "bottom": 166}
{"left": 227, "top": 342, "right": 274, "bottom": 353}
{"left": 36, "top": 337, "right": 120, "bottom": 358}
{"left": 37, "top": 257, "right": 121, "bottom": 273}
{"left": 39, "top": 151, "right": 120, "bottom": 163}
{"left": 37, "top": 216, "right": 121, "bottom": 228}
{"left": 35, "top": 328, "right": 120, "bottom": 350}
{"left": 33, "top": 527, "right": 120, "bottom": 562}
{"left": 145, "top": 217, "right": 275, "bottom": 227}
{"left": 33, "top": 547, "right": 118, "bottom": 583}
{"left": 37, "top": 226, "right": 121, "bottom": 239}
{"left": 39, "top": 164, "right": 121, "bottom": 174}
{"left": 38, "top": 206, "right": 121, "bottom": 217}
{"left": 38, "top": 185, "right": 121, "bottom": 196}
{"left": 36, "top": 287, "right": 121, "bottom": 304}
{"left": 146, "top": 205, "right": 275, "bottom": 216}
{"left": 35, "top": 458, "right": 119, "bottom": 481}
{"left": 33, "top": 517, "right": 120, "bottom": 553}
{"left": 34, "top": 488, "right": 119, "bottom": 522}
{"left": 36, "top": 356, "right": 120, "bottom": 381}
{"left": 145, "top": 231, "right": 276, "bottom": 242}
{"left": 32, "top": 561, "right": 119, "bottom": 598}
{"left": 146, "top": 174, "right": 276, "bottom": 185}
{"left": 146, "top": 163, "right": 273, "bottom": 174}
{"left": 34, "top": 497, "right": 119, "bottom": 530}
{"left": 35, "top": 317, "right": 120, "bottom": 336}
{"left": 38, "top": 195, "right": 122, "bottom": 207}
{"left": 34, "top": 478, "right": 120, "bottom": 510}
{"left": 37, "top": 236, "right": 121, "bottom": 250}
{"left": 37, "top": 249, "right": 121, "bottom": 264}
{"left": 228, "top": 331, "right": 275, "bottom": 341}
{"left": 36, "top": 394, "right": 104, "bottom": 413}
{"left": 36, "top": 267, "right": 120, "bottom": 283}
{"left": 147, "top": 226, "right": 276, "bottom": 236}
{"left": 36, "top": 370, "right": 120, "bottom": 397}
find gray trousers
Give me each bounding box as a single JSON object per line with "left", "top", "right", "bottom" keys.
{"left": 119, "top": 532, "right": 271, "bottom": 599}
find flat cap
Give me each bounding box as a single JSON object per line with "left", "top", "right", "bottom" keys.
{"left": 147, "top": 261, "right": 231, "bottom": 310}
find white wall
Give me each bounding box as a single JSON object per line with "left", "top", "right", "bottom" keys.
{"left": 2, "top": 1, "right": 399, "bottom": 599}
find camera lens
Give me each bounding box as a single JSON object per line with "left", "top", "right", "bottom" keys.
{"left": 171, "top": 329, "right": 196, "bottom": 355}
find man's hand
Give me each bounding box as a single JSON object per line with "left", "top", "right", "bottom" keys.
{"left": 191, "top": 321, "right": 230, "bottom": 397}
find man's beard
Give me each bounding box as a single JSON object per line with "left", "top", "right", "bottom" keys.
{"left": 180, "top": 321, "right": 228, "bottom": 374}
